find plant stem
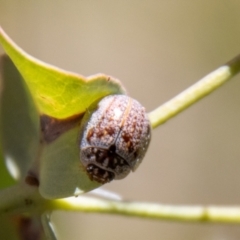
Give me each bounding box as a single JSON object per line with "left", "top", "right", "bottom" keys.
{"left": 148, "top": 54, "right": 240, "bottom": 129}
{"left": 1, "top": 183, "right": 240, "bottom": 223}
{"left": 0, "top": 182, "right": 46, "bottom": 215}
{"left": 50, "top": 196, "right": 240, "bottom": 224}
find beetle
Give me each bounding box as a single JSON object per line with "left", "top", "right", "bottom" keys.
{"left": 79, "top": 95, "right": 151, "bottom": 184}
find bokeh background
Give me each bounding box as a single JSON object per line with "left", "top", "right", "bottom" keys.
{"left": 1, "top": 1, "right": 240, "bottom": 239}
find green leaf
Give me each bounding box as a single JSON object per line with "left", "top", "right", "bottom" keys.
{"left": 0, "top": 27, "right": 126, "bottom": 198}
{"left": 0, "top": 27, "right": 126, "bottom": 119}
{"left": 0, "top": 55, "right": 15, "bottom": 189}
{"left": 39, "top": 125, "right": 101, "bottom": 199}
{"left": 0, "top": 55, "right": 39, "bottom": 181}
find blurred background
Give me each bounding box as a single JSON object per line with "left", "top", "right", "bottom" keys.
{"left": 1, "top": 1, "right": 240, "bottom": 239}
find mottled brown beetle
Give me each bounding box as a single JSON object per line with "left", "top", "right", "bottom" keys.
{"left": 79, "top": 95, "right": 151, "bottom": 184}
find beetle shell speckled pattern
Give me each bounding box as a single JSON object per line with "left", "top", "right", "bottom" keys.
{"left": 79, "top": 95, "right": 151, "bottom": 184}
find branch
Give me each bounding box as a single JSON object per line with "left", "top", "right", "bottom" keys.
{"left": 1, "top": 183, "right": 240, "bottom": 223}
{"left": 48, "top": 196, "right": 240, "bottom": 224}
{"left": 148, "top": 54, "right": 240, "bottom": 128}
{"left": 0, "top": 182, "right": 47, "bottom": 215}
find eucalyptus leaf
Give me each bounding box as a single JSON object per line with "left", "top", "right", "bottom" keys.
{"left": 0, "top": 55, "right": 39, "bottom": 181}
{"left": 0, "top": 27, "right": 126, "bottom": 119}
{"left": 39, "top": 125, "right": 101, "bottom": 199}
{"left": 0, "top": 55, "right": 15, "bottom": 189}
{"left": 0, "top": 27, "right": 127, "bottom": 197}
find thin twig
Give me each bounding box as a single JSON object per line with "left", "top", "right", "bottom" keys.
{"left": 1, "top": 183, "right": 240, "bottom": 224}
{"left": 148, "top": 54, "right": 240, "bottom": 128}
{"left": 49, "top": 196, "right": 240, "bottom": 224}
